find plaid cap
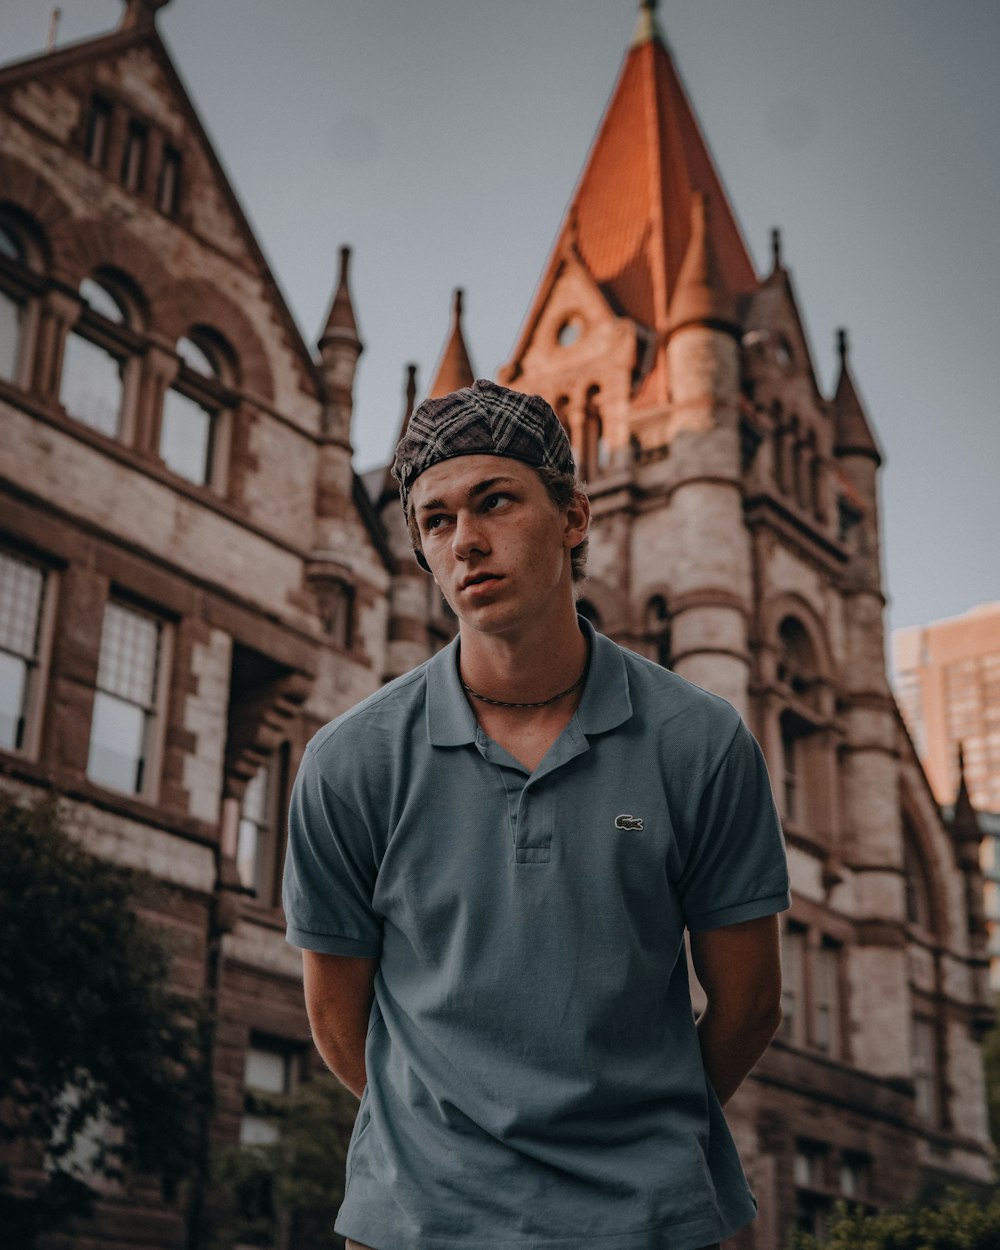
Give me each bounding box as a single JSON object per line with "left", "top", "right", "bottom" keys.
{"left": 392, "top": 379, "right": 576, "bottom": 512}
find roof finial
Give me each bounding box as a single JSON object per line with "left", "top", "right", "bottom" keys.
{"left": 837, "top": 326, "right": 848, "bottom": 363}
{"left": 47, "top": 8, "right": 61, "bottom": 51}
{"left": 770, "top": 227, "right": 782, "bottom": 271}
{"left": 120, "top": 0, "right": 171, "bottom": 30}
{"left": 404, "top": 363, "right": 418, "bottom": 421}
{"left": 631, "top": 0, "right": 664, "bottom": 48}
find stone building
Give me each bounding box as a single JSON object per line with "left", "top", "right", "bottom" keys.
{"left": 0, "top": 1, "right": 993, "bottom": 1246}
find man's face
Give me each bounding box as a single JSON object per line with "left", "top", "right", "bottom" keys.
{"left": 409, "top": 454, "right": 588, "bottom": 640}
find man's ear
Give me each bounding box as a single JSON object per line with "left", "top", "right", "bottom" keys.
{"left": 563, "top": 489, "right": 591, "bottom": 550}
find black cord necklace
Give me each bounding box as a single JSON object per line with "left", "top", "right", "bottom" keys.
{"left": 459, "top": 667, "right": 587, "bottom": 709}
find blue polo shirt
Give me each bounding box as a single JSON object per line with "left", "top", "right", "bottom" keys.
{"left": 284, "top": 620, "right": 789, "bottom": 1250}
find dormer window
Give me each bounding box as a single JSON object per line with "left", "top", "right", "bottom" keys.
{"left": 83, "top": 96, "right": 112, "bottom": 168}
{"left": 121, "top": 120, "right": 148, "bottom": 194}
{"left": 157, "top": 146, "right": 182, "bottom": 217}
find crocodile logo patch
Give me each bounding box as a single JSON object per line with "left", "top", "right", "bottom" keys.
{"left": 615, "top": 813, "right": 644, "bottom": 831}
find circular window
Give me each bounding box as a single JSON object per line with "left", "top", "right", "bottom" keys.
{"left": 556, "top": 317, "right": 582, "bottom": 348}
{"left": 775, "top": 335, "right": 794, "bottom": 368}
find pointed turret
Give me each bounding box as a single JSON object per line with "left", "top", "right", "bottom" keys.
{"left": 833, "top": 328, "right": 881, "bottom": 463}
{"left": 318, "top": 245, "right": 363, "bottom": 448}
{"left": 667, "top": 192, "right": 738, "bottom": 336}
{"left": 381, "top": 362, "right": 419, "bottom": 502}
{"left": 951, "top": 746, "right": 988, "bottom": 945}
{"left": 428, "top": 289, "right": 475, "bottom": 399}
{"left": 502, "top": 0, "right": 756, "bottom": 418}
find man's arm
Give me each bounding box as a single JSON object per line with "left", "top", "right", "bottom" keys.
{"left": 689, "top": 914, "right": 783, "bottom": 1106}
{"left": 302, "top": 950, "right": 378, "bottom": 1099}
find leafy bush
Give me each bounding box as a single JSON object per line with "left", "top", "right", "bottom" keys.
{"left": 790, "top": 1193, "right": 1000, "bottom": 1250}
{"left": 209, "top": 1074, "right": 357, "bottom": 1249}
{"left": 0, "top": 789, "right": 202, "bottom": 1244}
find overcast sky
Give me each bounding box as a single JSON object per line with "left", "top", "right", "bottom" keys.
{"left": 6, "top": 0, "right": 999, "bottom": 641}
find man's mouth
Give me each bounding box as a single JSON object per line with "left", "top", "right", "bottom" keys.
{"left": 461, "top": 573, "right": 501, "bottom": 590}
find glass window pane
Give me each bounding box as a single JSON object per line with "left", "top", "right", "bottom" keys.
{"left": 60, "top": 332, "right": 123, "bottom": 437}
{"left": 160, "top": 388, "right": 212, "bottom": 484}
{"left": 80, "top": 277, "right": 124, "bottom": 324}
{"left": 87, "top": 689, "right": 145, "bottom": 793}
{"left": 97, "top": 602, "right": 159, "bottom": 706}
{"left": 236, "top": 817, "right": 260, "bottom": 892}
{"left": 177, "top": 335, "right": 216, "bottom": 377}
{"left": 244, "top": 1047, "right": 287, "bottom": 1094}
{"left": 0, "top": 550, "right": 45, "bottom": 657}
{"left": 0, "top": 289, "right": 23, "bottom": 382}
{"left": 0, "top": 224, "right": 23, "bottom": 260}
{"left": 239, "top": 1114, "right": 280, "bottom": 1147}
{"left": 0, "top": 650, "right": 28, "bottom": 749}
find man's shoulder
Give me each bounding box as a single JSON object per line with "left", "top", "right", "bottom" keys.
{"left": 305, "top": 657, "right": 433, "bottom": 763}
{"left": 615, "top": 642, "right": 742, "bottom": 736}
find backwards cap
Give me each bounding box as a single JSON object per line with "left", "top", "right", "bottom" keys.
{"left": 392, "top": 379, "right": 575, "bottom": 513}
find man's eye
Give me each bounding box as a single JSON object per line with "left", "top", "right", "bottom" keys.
{"left": 424, "top": 515, "right": 447, "bottom": 531}
{"left": 484, "top": 493, "right": 508, "bottom": 510}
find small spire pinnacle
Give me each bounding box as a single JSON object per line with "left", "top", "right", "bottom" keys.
{"left": 319, "top": 245, "right": 361, "bottom": 348}
{"left": 837, "top": 326, "right": 848, "bottom": 363}
{"left": 771, "top": 227, "right": 783, "bottom": 271}
{"left": 631, "top": 0, "right": 664, "bottom": 48}
{"left": 428, "top": 287, "right": 475, "bottom": 398}
{"left": 404, "top": 362, "right": 417, "bottom": 421}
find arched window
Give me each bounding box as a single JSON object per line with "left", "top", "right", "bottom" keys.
{"left": 777, "top": 616, "right": 819, "bottom": 709}
{"left": 644, "top": 595, "right": 671, "bottom": 668}
{"left": 59, "top": 272, "right": 139, "bottom": 438}
{"left": 159, "top": 328, "right": 236, "bottom": 487}
{"left": 903, "top": 817, "right": 935, "bottom": 932}
{"left": 581, "top": 385, "right": 605, "bottom": 481}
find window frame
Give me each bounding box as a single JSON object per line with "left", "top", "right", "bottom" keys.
{"left": 86, "top": 595, "right": 172, "bottom": 804}
{"left": 236, "top": 749, "right": 286, "bottom": 907}
{"left": 0, "top": 545, "right": 58, "bottom": 760}
{"left": 58, "top": 274, "right": 144, "bottom": 444}
{"left": 0, "top": 213, "right": 45, "bottom": 391}
{"left": 158, "top": 331, "right": 236, "bottom": 491}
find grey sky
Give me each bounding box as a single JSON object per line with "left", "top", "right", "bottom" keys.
{"left": 5, "top": 0, "right": 999, "bottom": 638}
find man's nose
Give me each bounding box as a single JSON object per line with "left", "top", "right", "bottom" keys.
{"left": 452, "top": 510, "right": 489, "bottom": 559}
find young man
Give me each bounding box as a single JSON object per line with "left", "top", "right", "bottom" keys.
{"left": 283, "top": 380, "right": 789, "bottom": 1250}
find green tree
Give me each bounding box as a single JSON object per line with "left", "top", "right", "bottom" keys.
{"left": 210, "top": 1073, "right": 357, "bottom": 1249}
{"left": 0, "top": 789, "right": 202, "bottom": 1246}
{"left": 790, "top": 1193, "right": 1000, "bottom": 1250}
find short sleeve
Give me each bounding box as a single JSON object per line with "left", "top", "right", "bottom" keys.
{"left": 679, "top": 719, "right": 790, "bottom": 933}
{"left": 282, "top": 744, "right": 383, "bottom": 957}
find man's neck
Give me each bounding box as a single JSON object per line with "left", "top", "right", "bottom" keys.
{"left": 457, "top": 604, "right": 588, "bottom": 707}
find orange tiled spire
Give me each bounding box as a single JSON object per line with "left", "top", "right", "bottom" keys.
{"left": 505, "top": 0, "right": 755, "bottom": 404}
{"left": 832, "top": 328, "right": 881, "bottom": 463}
{"left": 428, "top": 288, "right": 475, "bottom": 399}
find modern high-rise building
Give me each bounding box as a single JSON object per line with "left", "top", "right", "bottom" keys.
{"left": 0, "top": 2, "right": 993, "bottom": 1246}
{"left": 893, "top": 602, "right": 1000, "bottom": 813}
{"left": 893, "top": 602, "right": 1000, "bottom": 987}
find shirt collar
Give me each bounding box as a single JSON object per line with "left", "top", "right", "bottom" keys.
{"left": 425, "top": 615, "right": 633, "bottom": 747}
